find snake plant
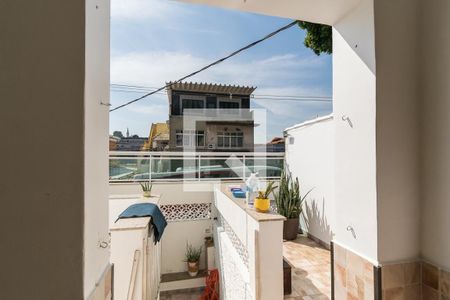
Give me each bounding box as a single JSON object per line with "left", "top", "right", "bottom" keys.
{"left": 273, "top": 169, "right": 312, "bottom": 219}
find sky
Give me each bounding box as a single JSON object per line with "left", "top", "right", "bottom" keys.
{"left": 110, "top": 0, "right": 332, "bottom": 139}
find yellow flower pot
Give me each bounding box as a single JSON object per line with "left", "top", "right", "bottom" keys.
{"left": 254, "top": 198, "right": 270, "bottom": 212}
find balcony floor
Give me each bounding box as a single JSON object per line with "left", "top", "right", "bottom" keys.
{"left": 283, "top": 235, "right": 331, "bottom": 300}
{"left": 159, "top": 235, "right": 331, "bottom": 300}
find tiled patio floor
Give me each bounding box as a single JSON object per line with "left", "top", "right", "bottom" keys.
{"left": 283, "top": 235, "right": 331, "bottom": 300}
{"left": 159, "top": 235, "right": 331, "bottom": 300}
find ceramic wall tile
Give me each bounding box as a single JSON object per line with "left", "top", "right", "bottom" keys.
{"left": 422, "top": 262, "right": 439, "bottom": 290}
{"left": 332, "top": 243, "right": 375, "bottom": 300}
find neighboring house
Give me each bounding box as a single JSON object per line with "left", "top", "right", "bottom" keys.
{"left": 254, "top": 137, "right": 285, "bottom": 152}
{"left": 166, "top": 81, "right": 256, "bottom": 152}
{"left": 109, "top": 135, "right": 120, "bottom": 151}
{"left": 116, "top": 136, "right": 147, "bottom": 151}
{"left": 267, "top": 137, "right": 285, "bottom": 152}
{"left": 142, "top": 122, "right": 170, "bottom": 151}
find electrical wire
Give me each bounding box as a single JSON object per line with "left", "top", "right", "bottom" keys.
{"left": 110, "top": 84, "right": 332, "bottom": 102}
{"left": 109, "top": 20, "right": 298, "bottom": 112}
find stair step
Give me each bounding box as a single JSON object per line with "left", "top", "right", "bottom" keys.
{"left": 161, "top": 270, "right": 207, "bottom": 283}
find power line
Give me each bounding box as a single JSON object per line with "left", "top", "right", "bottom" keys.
{"left": 109, "top": 20, "right": 298, "bottom": 112}
{"left": 110, "top": 84, "right": 332, "bottom": 101}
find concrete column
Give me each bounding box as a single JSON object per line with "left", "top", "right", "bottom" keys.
{"left": 0, "top": 0, "right": 110, "bottom": 299}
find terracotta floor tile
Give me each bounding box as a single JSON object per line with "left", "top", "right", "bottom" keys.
{"left": 284, "top": 235, "right": 331, "bottom": 300}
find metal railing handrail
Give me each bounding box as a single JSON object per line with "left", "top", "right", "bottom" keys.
{"left": 110, "top": 150, "right": 284, "bottom": 157}
{"left": 109, "top": 151, "right": 284, "bottom": 183}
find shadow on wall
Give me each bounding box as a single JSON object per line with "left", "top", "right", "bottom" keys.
{"left": 301, "top": 198, "right": 333, "bottom": 244}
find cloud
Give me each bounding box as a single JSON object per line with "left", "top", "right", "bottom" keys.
{"left": 111, "top": 50, "right": 331, "bottom": 118}
{"left": 111, "top": 51, "right": 328, "bottom": 90}
{"left": 126, "top": 103, "right": 168, "bottom": 115}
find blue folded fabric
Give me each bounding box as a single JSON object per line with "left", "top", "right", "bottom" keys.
{"left": 232, "top": 190, "right": 246, "bottom": 198}
{"left": 116, "top": 203, "right": 167, "bottom": 243}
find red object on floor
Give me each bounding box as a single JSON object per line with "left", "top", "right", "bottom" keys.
{"left": 200, "top": 269, "right": 219, "bottom": 300}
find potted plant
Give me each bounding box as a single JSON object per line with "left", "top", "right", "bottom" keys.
{"left": 139, "top": 181, "right": 152, "bottom": 198}
{"left": 184, "top": 243, "right": 202, "bottom": 277}
{"left": 274, "top": 169, "right": 312, "bottom": 240}
{"left": 254, "top": 181, "right": 277, "bottom": 213}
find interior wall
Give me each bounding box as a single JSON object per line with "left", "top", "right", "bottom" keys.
{"left": 374, "top": 0, "right": 421, "bottom": 263}
{"left": 284, "top": 116, "right": 335, "bottom": 245}
{"left": 333, "top": 0, "right": 378, "bottom": 262}
{"left": 420, "top": 0, "right": 450, "bottom": 270}
{"left": 84, "top": 0, "right": 111, "bottom": 297}
{"left": 0, "top": 1, "right": 85, "bottom": 299}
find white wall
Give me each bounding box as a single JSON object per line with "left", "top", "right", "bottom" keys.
{"left": 285, "top": 116, "right": 335, "bottom": 245}
{"left": 374, "top": 0, "right": 421, "bottom": 264}
{"left": 333, "top": 0, "right": 378, "bottom": 262}
{"left": 110, "top": 182, "right": 215, "bottom": 273}
{"left": 84, "top": 0, "right": 111, "bottom": 297}
{"left": 420, "top": 0, "right": 450, "bottom": 270}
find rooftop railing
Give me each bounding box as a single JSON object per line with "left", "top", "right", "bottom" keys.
{"left": 109, "top": 151, "right": 284, "bottom": 183}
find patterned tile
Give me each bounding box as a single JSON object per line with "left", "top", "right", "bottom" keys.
{"left": 160, "top": 203, "right": 211, "bottom": 222}
{"left": 220, "top": 214, "right": 249, "bottom": 268}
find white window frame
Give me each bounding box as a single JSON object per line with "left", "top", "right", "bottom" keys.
{"left": 217, "top": 131, "right": 244, "bottom": 149}
{"left": 175, "top": 130, "right": 205, "bottom": 148}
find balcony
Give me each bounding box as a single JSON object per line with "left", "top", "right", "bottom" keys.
{"left": 109, "top": 150, "right": 331, "bottom": 300}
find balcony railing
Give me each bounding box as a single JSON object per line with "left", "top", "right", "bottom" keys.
{"left": 109, "top": 151, "right": 284, "bottom": 183}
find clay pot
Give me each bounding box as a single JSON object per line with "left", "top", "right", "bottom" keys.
{"left": 283, "top": 218, "right": 299, "bottom": 240}
{"left": 187, "top": 261, "right": 199, "bottom": 277}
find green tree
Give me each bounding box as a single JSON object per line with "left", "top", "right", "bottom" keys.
{"left": 113, "top": 130, "right": 123, "bottom": 138}
{"left": 297, "top": 21, "right": 332, "bottom": 55}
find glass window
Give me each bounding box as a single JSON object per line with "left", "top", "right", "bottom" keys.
{"left": 176, "top": 130, "right": 183, "bottom": 146}
{"left": 197, "top": 131, "right": 205, "bottom": 147}
{"left": 217, "top": 132, "right": 244, "bottom": 149}
{"left": 219, "top": 101, "right": 239, "bottom": 109}
{"left": 175, "top": 130, "right": 205, "bottom": 147}
{"left": 182, "top": 99, "right": 204, "bottom": 113}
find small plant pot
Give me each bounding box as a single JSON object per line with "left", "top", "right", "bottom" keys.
{"left": 142, "top": 191, "right": 151, "bottom": 198}
{"left": 283, "top": 218, "right": 299, "bottom": 240}
{"left": 187, "top": 261, "right": 199, "bottom": 277}
{"left": 254, "top": 198, "right": 270, "bottom": 212}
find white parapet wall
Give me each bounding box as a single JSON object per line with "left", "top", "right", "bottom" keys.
{"left": 110, "top": 182, "right": 216, "bottom": 275}
{"left": 284, "top": 115, "right": 335, "bottom": 246}
{"left": 214, "top": 184, "right": 285, "bottom": 300}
